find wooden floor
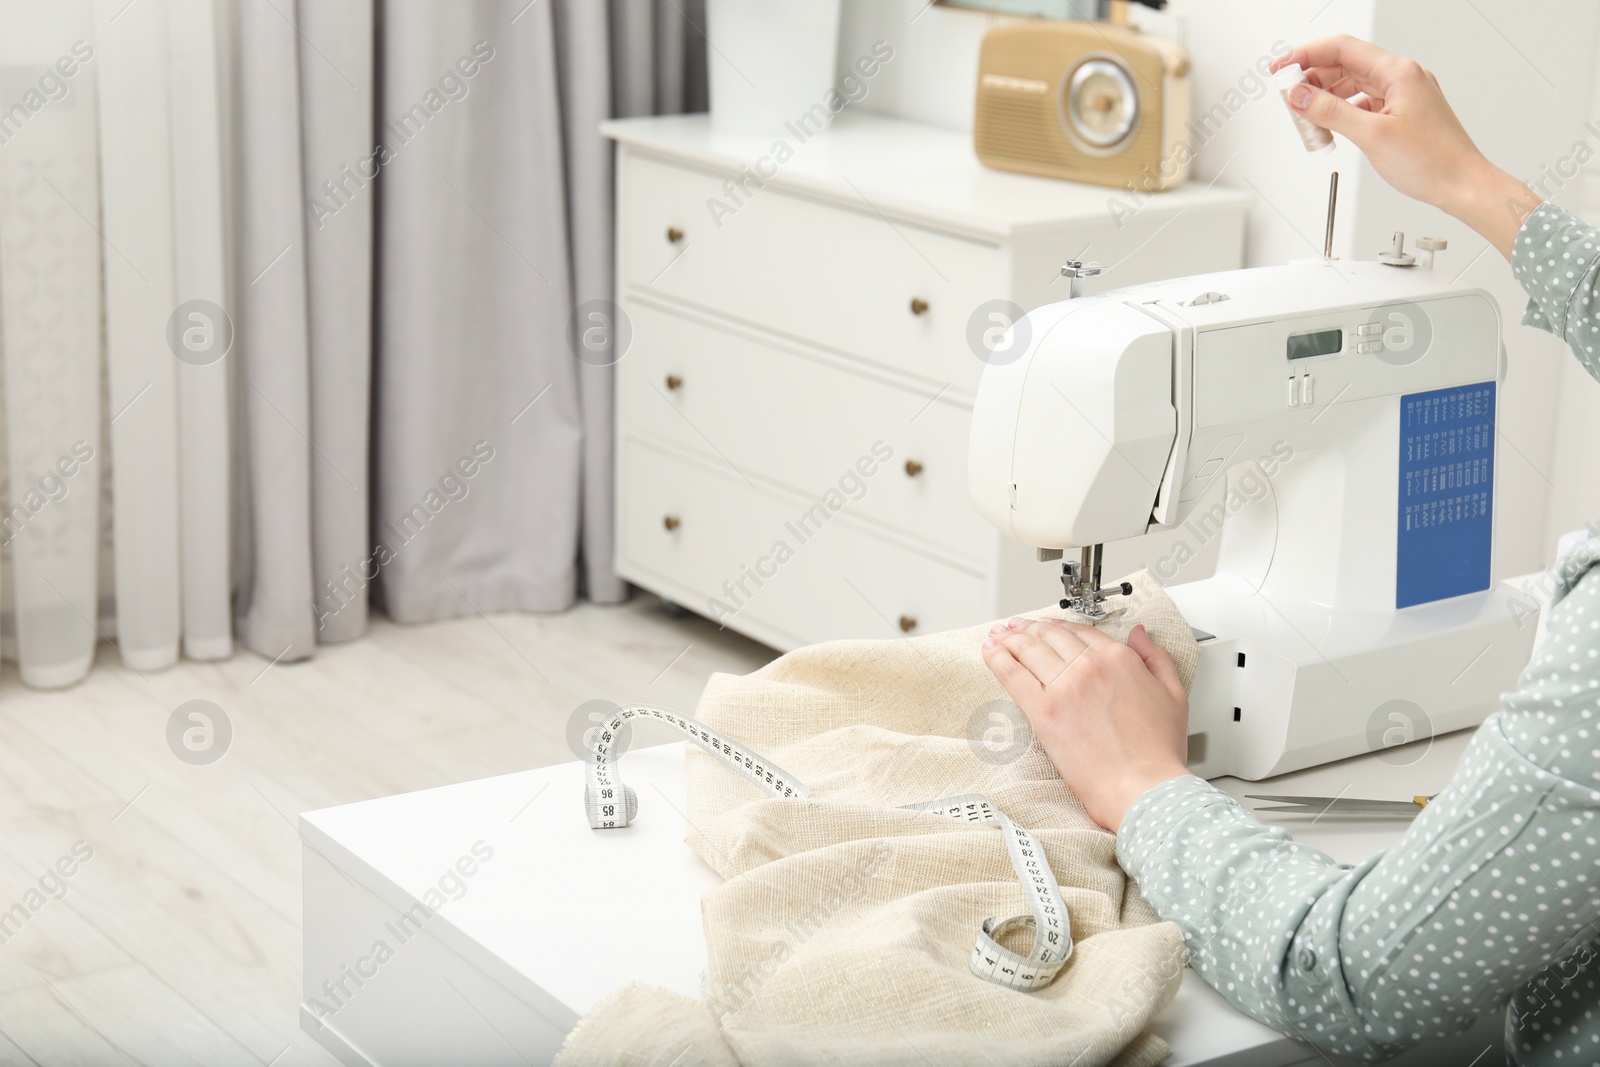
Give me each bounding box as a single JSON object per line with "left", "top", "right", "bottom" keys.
{"left": 0, "top": 596, "right": 776, "bottom": 1066}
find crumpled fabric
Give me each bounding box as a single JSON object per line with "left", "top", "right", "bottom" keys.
{"left": 556, "top": 570, "right": 1198, "bottom": 1066}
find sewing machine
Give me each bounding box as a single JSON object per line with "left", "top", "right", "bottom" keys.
{"left": 969, "top": 232, "right": 1538, "bottom": 780}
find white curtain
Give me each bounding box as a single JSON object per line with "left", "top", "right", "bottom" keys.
{"left": 0, "top": 0, "right": 704, "bottom": 686}
{"left": 0, "top": 0, "right": 232, "bottom": 688}
{"left": 233, "top": 0, "right": 705, "bottom": 659}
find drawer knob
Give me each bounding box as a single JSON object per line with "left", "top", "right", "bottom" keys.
{"left": 909, "top": 297, "right": 929, "bottom": 316}
{"left": 666, "top": 227, "right": 684, "bottom": 244}
{"left": 662, "top": 515, "right": 681, "bottom": 531}
{"left": 898, "top": 615, "right": 918, "bottom": 633}
{"left": 665, "top": 374, "right": 683, "bottom": 391}
{"left": 904, "top": 459, "right": 924, "bottom": 478}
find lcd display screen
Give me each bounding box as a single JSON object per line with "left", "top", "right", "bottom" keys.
{"left": 1287, "top": 329, "right": 1342, "bottom": 360}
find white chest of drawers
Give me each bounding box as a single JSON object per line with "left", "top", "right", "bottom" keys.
{"left": 602, "top": 113, "right": 1250, "bottom": 651}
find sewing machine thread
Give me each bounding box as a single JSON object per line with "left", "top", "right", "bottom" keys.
{"left": 1274, "top": 64, "right": 1335, "bottom": 154}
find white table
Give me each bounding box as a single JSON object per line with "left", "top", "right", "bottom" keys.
{"left": 299, "top": 735, "right": 1503, "bottom": 1067}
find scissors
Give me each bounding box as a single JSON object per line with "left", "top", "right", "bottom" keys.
{"left": 1245, "top": 793, "right": 1437, "bottom": 816}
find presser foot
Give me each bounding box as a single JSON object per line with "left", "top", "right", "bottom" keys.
{"left": 1058, "top": 552, "right": 1132, "bottom": 619}
{"left": 1058, "top": 585, "right": 1133, "bottom": 619}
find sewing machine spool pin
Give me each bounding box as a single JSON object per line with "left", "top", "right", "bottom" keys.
{"left": 1323, "top": 171, "right": 1338, "bottom": 259}
{"left": 1060, "top": 260, "right": 1104, "bottom": 299}
{"left": 1059, "top": 544, "right": 1133, "bottom": 619}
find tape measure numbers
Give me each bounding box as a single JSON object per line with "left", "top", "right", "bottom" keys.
{"left": 583, "top": 703, "right": 1073, "bottom": 992}
{"left": 901, "top": 794, "right": 1072, "bottom": 991}
{"left": 583, "top": 704, "right": 807, "bottom": 828}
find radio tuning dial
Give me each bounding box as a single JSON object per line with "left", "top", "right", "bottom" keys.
{"left": 1064, "top": 58, "right": 1139, "bottom": 150}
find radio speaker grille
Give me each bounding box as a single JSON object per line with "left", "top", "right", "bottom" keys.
{"left": 974, "top": 94, "right": 1064, "bottom": 168}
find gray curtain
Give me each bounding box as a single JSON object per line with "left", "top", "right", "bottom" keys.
{"left": 231, "top": 0, "right": 705, "bottom": 658}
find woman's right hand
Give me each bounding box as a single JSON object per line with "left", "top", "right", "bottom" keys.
{"left": 1271, "top": 36, "right": 1541, "bottom": 258}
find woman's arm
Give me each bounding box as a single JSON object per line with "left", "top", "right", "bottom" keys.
{"left": 984, "top": 544, "right": 1600, "bottom": 1061}
{"left": 1117, "top": 718, "right": 1600, "bottom": 1061}
{"left": 1509, "top": 202, "right": 1600, "bottom": 385}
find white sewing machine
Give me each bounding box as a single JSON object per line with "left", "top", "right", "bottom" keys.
{"left": 969, "top": 233, "right": 1537, "bottom": 780}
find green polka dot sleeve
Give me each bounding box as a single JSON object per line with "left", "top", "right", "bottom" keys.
{"left": 1512, "top": 201, "right": 1600, "bottom": 381}
{"left": 1117, "top": 541, "right": 1600, "bottom": 1064}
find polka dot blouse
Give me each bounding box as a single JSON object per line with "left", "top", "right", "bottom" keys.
{"left": 1116, "top": 201, "right": 1600, "bottom": 1066}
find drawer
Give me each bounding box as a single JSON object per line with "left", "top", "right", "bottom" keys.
{"left": 619, "top": 152, "right": 1003, "bottom": 392}
{"left": 618, "top": 300, "right": 993, "bottom": 561}
{"left": 617, "top": 438, "right": 989, "bottom": 648}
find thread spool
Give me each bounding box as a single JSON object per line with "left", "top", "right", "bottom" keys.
{"left": 1273, "top": 64, "right": 1335, "bottom": 154}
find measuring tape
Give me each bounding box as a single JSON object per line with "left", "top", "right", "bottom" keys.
{"left": 583, "top": 704, "right": 808, "bottom": 828}
{"left": 583, "top": 704, "right": 1072, "bottom": 992}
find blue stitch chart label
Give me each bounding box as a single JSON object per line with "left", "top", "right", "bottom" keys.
{"left": 1396, "top": 382, "right": 1495, "bottom": 608}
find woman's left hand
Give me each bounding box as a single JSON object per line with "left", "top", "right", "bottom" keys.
{"left": 981, "top": 617, "right": 1193, "bottom": 832}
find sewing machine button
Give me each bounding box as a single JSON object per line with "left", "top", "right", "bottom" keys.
{"left": 1288, "top": 376, "right": 1299, "bottom": 407}
{"left": 1300, "top": 374, "right": 1314, "bottom": 405}
{"left": 1357, "top": 321, "right": 1381, "bottom": 336}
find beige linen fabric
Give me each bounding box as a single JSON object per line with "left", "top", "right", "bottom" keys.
{"left": 557, "top": 571, "right": 1198, "bottom": 1066}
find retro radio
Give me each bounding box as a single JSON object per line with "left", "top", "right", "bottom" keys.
{"left": 973, "top": 1, "right": 1189, "bottom": 191}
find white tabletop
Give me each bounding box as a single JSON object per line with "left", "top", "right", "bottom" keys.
{"left": 301, "top": 744, "right": 720, "bottom": 1018}
{"left": 300, "top": 726, "right": 1476, "bottom": 1066}
{"left": 600, "top": 113, "right": 1251, "bottom": 242}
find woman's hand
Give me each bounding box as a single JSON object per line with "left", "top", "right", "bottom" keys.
{"left": 1271, "top": 36, "right": 1541, "bottom": 259}
{"left": 981, "top": 617, "right": 1192, "bottom": 832}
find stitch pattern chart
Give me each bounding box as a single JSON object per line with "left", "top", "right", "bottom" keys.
{"left": 1396, "top": 382, "right": 1496, "bottom": 608}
